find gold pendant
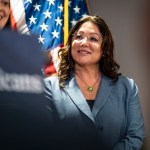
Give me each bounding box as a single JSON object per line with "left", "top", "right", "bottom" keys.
{"left": 88, "top": 87, "right": 94, "bottom": 92}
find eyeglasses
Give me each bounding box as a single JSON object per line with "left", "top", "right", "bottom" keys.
{"left": 72, "top": 32, "right": 102, "bottom": 43}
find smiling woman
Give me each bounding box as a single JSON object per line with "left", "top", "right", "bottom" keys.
{"left": 0, "top": 0, "right": 10, "bottom": 29}
{"left": 44, "top": 15, "right": 145, "bottom": 149}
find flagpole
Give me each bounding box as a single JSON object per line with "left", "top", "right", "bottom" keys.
{"left": 86, "top": 0, "right": 91, "bottom": 15}
{"left": 64, "top": 0, "right": 69, "bottom": 45}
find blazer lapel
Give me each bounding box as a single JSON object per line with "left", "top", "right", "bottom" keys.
{"left": 92, "top": 75, "right": 113, "bottom": 118}
{"left": 64, "top": 75, "right": 95, "bottom": 123}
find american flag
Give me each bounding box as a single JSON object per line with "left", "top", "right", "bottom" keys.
{"left": 10, "top": 0, "right": 90, "bottom": 76}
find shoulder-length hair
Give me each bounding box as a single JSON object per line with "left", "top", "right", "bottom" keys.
{"left": 58, "top": 15, "right": 121, "bottom": 87}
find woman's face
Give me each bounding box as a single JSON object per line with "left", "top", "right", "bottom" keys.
{"left": 71, "top": 21, "right": 103, "bottom": 67}
{"left": 0, "top": 0, "right": 10, "bottom": 29}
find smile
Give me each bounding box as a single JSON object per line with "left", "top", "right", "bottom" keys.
{"left": 78, "top": 50, "right": 91, "bottom": 54}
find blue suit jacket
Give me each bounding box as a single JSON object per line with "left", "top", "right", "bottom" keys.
{"left": 44, "top": 73, "right": 145, "bottom": 150}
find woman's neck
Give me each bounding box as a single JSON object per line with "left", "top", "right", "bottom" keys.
{"left": 75, "top": 64, "right": 101, "bottom": 79}
{"left": 75, "top": 65, "right": 101, "bottom": 100}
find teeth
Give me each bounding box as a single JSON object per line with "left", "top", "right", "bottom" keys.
{"left": 79, "top": 50, "right": 89, "bottom": 54}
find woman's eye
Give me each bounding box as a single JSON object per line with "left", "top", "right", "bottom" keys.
{"left": 75, "top": 34, "right": 83, "bottom": 39}
{"left": 1, "top": 1, "right": 10, "bottom": 7}
{"left": 90, "top": 37, "right": 98, "bottom": 42}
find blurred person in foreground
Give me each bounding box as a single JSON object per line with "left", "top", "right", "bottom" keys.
{"left": 44, "top": 15, "right": 145, "bottom": 150}
{"left": 0, "top": 29, "right": 57, "bottom": 150}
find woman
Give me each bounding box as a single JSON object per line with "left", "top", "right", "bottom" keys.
{"left": 0, "top": 0, "right": 10, "bottom": 29}
{"left": 44, "top": 16, "right": 145, "bottom": 149}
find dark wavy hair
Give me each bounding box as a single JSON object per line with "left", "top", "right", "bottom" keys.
{"left": 58, "top": 15, "right": 121, "bottom": 87}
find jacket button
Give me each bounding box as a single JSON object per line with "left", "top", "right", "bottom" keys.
{"left": 98, "top": 125, "right": 103, "bottom": 131}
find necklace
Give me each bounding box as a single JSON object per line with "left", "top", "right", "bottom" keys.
{"left": 76, "top": 74, "right": 100, "bottom": 92}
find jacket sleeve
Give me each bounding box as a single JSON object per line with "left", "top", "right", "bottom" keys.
{"left": 113, "top": 80, "right": 145, "bottom": 150}
{"left": 43, "top": 77, "right": 55, "bottom": 112}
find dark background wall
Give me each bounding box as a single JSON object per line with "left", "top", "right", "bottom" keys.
{"left": 88, "top": 0, "right": 150, "bottom": 149}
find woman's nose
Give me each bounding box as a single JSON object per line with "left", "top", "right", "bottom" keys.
{"left": 82, "top": 36, "right": 90, "bottom": 43}
{"left": 80, "top": 37, "right": 89, "bottom": 46}
{"left": 0, "top": 2, "right": 4, "bottom": 9}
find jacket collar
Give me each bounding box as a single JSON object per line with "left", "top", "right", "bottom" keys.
{"left": 92, "top": 74, "right": 113, "bottom": 118}
{"left": 64, "top": 73, "right": 113, "bottom": 122}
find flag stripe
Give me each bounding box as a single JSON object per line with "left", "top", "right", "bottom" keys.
{"left": 10, "top": 8, "right": 16, "bottom": 29}
{"left": 10, "top": 0, "right": 30, "bottom": 34}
